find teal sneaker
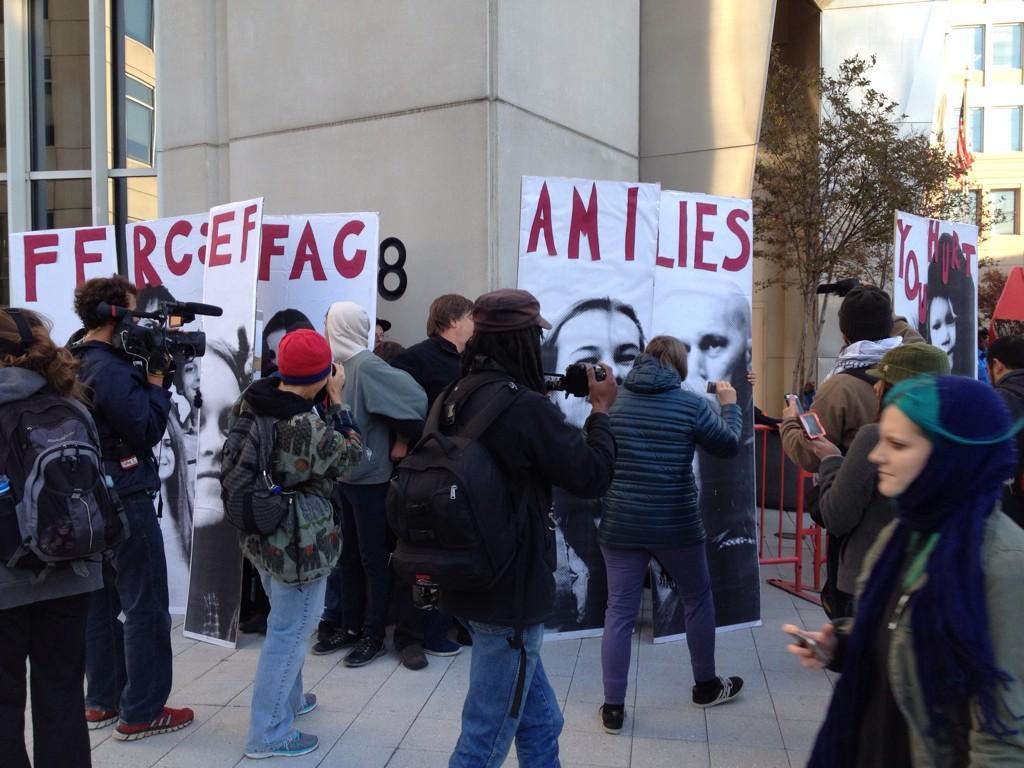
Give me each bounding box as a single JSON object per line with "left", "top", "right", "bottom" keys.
{"left": 245, "top": 732, "right": 319, "bottom": 759}
{"left": 296, "top": 694, "right": 317, "bottom": 717}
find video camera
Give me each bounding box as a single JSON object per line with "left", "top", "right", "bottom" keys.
{"left": 544, "top": 363, "right": 607, "bottom": 398}
{"left": 97, "top": 300, "right": 222, "bottom": 376}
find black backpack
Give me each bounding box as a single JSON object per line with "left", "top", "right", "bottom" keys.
{"left": 220, "top": 401, "right": 292, "bottom": 536}
{"left": 387, "top": 376, "right": 526, "bottom": 592}
{"left": 0, "top": 392, "right": 126, "bottom": 573}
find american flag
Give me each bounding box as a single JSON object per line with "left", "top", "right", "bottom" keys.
{"left": 955, "top": 81, "right": 974, "bottom": 178}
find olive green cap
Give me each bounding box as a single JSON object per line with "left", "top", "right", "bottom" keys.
{"left": 866, "top": 343, "right": 951, "bottom": 384}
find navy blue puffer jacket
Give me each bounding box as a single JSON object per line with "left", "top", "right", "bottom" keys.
{"left": 600, "top": 354, "right": 743, "bottom": 549}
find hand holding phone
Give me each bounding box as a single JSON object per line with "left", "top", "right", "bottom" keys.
{"left": 783, "top": 623, "right": 834, "bottom": 668}
{"left": 798, "top": 412, "right": 827, "bottom": 440}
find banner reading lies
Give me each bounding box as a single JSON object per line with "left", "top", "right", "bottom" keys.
{"left": 893, "top": 211, "right": 979, "bottom": 378}
{"left": 518, "top": 176, "right": 661, "bottom": 638}
{"left": 184, "top": 198, "right": 263, "bottom": 647}
{"left": 9, "top": 227, "right": 118, "bottom": 345}
{"left": 650, "top": 191, "right": 759, "bottom": 641}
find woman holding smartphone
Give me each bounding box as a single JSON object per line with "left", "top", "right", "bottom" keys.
{"left": 786, "top": 375, "right": 1024, "bottom": 767}
{"left": 598, "top": 336, "right": 744, "bottom": 735}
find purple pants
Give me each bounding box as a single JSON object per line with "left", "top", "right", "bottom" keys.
{"left": 600, "top": 543, "right": 716, "bottom": 705}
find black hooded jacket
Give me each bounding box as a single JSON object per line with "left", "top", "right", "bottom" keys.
{"left": 437, "top": 360, "right": 616, "bottom": 626}
{"left": 996, "top": 368, "right": 1024, "bottom": 527}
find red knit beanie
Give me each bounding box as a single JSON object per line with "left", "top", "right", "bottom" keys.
{"left": 277, "top": 329, "right": 333, "bottom": 385}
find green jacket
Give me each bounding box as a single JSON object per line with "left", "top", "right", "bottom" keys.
{"left": 849, "top": 510, "right": 1024, "bottom": 766}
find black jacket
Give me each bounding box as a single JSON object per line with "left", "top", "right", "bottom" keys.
{"left": 74, "top": 341, "right": 172, "bottom": 496}
{"left": 390, "top": 335, "right": 461, "bottom": 411}
{"left": 437, "top": 364, "right": 617, "bottom": 626}
{"left": 996, "top": 369, "right": 1024, "bottom": 527}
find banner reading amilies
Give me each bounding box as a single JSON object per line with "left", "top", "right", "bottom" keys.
{"left": 649, "top": 190, "right": 760, "bottom": 641}
{"left": 184, "top": 198, "right": 264, "bottom": 647}
{"left": 893, "top": 211, "right": 979, "bottom": 378}
{"left": 9, "top": 226, "right": 118, "bottom": 344}
{"left": 518, "top": 175, "right": 661, "bottom": 638}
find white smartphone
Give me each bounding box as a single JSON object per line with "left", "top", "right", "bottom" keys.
{"left": 785, "top": 628, "right": 830, "bottom": 664}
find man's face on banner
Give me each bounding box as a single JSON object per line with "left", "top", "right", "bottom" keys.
{"left": 552, "top": 307, "right": 643, "bottom": 428}
{"left": 674, "top": 290, "right": 750, "bottom": 394}
{"left": 263, "top": 328, "right": 287, "bottom": 371}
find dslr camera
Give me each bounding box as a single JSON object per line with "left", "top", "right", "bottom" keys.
{"left": 545, "top": 363, "right": 607, "bottom": 398}
{"left": 97, "top": 300, "right": 222, "bottom": 376}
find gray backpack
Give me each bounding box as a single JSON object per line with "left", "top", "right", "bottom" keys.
{"left": 220, "top": 403, "right": 292, "bottom": 535}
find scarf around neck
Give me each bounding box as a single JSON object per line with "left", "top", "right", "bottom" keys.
{"left": 824, "top": 337, "right": 902, "bottom": 380}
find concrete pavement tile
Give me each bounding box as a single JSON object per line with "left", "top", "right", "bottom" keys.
{"left": 386, "top": 747, "right": 452, "bottom": 767}
{"left": 173, "top": 640, "right": 238, "bottom": 665}
{"left": 706, "top": 689, "right": 777, "bottom": 719}
{"left": 93, "top": 704, "right": 220, "bottom": 768}
{"left": 787, "top": 747, "right": 810, "bottom": 767}
{"left": 557, "top": 728, "right": 631, "bottom": 767}
{"left": 167, "top": 659, "right": 256, "bottom": 706}
{"left": 710, "top": 744, "right": 791, "bottom": 768}
{"left": 399, "top": 716, "right": 461, "bottom": 752}
{"left": 561, "top": 699, "right": 635, "bottom": 735}
{"left": 168, "top": 658, "right": 228, "bottom": 696}
{"left": 630, "top": 736, "right": 711, "bottom": 767}
{"left": 778, "top": 718, "right": 820, "bottom": 752}
{"left": 714, "top": 629, "right": 756, "bottom": 650}
{"left": 319, "top": 742, "right": 394, "bottom": 767}
{"left": 338, "top": 708, "right": 417, "bottom": 747}
{"left": 568, "top": 670, "right": 632, "bottom": 705}
{"left": 705, "top": 711, "right": 784, "bottom": 750}
{"left": 309, "top": 668, "right": 390, "bottom": 714}
{"left": 547, "top": 673, "right": 573, "bottom": 702}
{"left": 756, "top": 647, "right": 808, "bottom": 672}
{"left": 631, "top": 705, "right": 707, "bottom": 742}
{"left": 768, "top": 693, "right": 830, "bottom": 723}
{"left": 763, "top": 668, "right": 831, "bottom": 696}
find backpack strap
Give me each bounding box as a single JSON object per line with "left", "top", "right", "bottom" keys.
{"left": 446, "top": 375, "right": 525, "bottom": 440}
{"left": 838, "top": 367, "right": 876, "bottom": 386}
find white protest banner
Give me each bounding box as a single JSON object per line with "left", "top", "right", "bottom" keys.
{"left": 9, "top": 226, "right": 118, "bottom": 344}
{"left": 185, "top": 198, "right": 263, "bottom": 647}
{"left": 650, "top": 190, "right": 760, "bottom": 640}
{"left": 518, "top": 175, "right": 661, "bottom": 637}
{"left": 258, "top": 213, "right": 380, "bottom": 360}
{"left": 893, "top": 211, "right": 979, "bottom": 378}
{"left": 126, "top": 214, "right": 208, "bottom": 613}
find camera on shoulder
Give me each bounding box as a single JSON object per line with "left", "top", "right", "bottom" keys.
{"left": 96, "top": 300, "right": 223, "bottom": 376}
{"left": 544, "top": 363, "right": 606, "bottom": 398}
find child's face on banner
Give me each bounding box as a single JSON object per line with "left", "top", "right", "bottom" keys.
{"left": 674, "top": 291, "right": 749, "bottom": 393}
{"left": 927, "top": 296, "right": 957, "bottom": 367}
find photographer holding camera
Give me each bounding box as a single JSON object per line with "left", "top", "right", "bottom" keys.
{"left": 71, "top": 275, "right": 194, "bottom": 741}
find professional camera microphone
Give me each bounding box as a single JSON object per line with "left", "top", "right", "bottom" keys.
{"left": 815, "top": 278, "right": 860, "bottom": 297}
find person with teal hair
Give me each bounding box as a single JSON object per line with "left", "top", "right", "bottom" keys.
{"left": 786, "top": 375, "right": 1024, "bottom": 767}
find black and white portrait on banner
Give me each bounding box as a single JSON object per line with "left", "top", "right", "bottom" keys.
{"left": 184, "top": 198, "right": 264, "bottom": 646}
{"left": 518, "top": 176, "right": 661, "bottom": 637}
{"left": 893, "top": 211, "right": 979, "bottom": 378}
{"left": 650, "top": 190, "right": 760, "bottom": 640}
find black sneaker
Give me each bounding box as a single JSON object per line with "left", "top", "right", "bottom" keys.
{"left": 315, "top": 620, "right": 336, "bottom": 644}
{"left": 599, "top": 704, "right": 624, "bottom": 734}
{"left": 692, "top": 676, "right": 744, "bottom": 708}
{"left": 399, "top": 644, "right": 428, "bottom": 671}
{"left": 343, "top": 636, "right": 386, "bottom": 668}
{"left": 312, "top": 628, "right": 359, "bottom": 656}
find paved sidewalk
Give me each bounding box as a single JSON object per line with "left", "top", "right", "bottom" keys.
{"left": 64, "top": 564, "right": 830, "bottom": 768}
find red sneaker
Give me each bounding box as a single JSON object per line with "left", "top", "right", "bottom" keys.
{"left": 85, "top": 707, "right": 119, "bottom": 730}
{"left": 113, "top": 706, "right": 194, "bottom": 741}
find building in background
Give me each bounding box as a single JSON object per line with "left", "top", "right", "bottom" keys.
{"left": 1, "top": 0, "right": 1021, "bottom": 412}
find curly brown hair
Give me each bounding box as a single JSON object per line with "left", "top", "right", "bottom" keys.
{"left": 0, "top": 309, "right": 86, "bottom": 400}
{"left": 73, "top": 274, "right": 137, "bottom": 331}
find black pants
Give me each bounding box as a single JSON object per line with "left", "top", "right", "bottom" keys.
{"left": 338, "top": 482, "right": 393, "bottom": 641}
{"left": 0, "top": 591, "right": 93, "bottom": 768}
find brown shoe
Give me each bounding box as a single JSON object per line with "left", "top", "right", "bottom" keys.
{"left": 113, "top": 706, "right": 194, "bottom": 741}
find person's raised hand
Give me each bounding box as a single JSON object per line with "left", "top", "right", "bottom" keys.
{"left": 715, "top": 381, "right": 737, "bottom": 406}
{"left": 782, "top": 397, "right": 800, "bottom": 420}
{"left": 326, "top": 363, "right": 345, "bottom": 405}
{"left": 782, "top": 622, "right": 836, "bottom": 670}
{"left": 587, "top": 363, "right": 618, "bottom": 414}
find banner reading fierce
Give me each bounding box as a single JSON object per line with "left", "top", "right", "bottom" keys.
{"left": 519, "top": 176, "right": 661, "bottom": 638}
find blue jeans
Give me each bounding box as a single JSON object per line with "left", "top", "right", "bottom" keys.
{"left": 450, "top": 621, "right": 563, "bottom": 768}
{"left": 246, "top": 568, "right": 327, "bottom": 753}
{"left": 85, "top": 491, "right": 172, "bottom": 724}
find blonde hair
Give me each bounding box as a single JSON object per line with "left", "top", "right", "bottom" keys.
{"left": 645, "top": 335, "right": 688, "bottom": 379}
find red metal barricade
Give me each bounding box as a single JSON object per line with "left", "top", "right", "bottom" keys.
{"left": 755, "top": 425, "right": 825, "bottom": 605}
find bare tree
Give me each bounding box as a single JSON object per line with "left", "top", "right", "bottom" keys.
{"left": 756, "top": 51, "right": 986, "bottom": 391}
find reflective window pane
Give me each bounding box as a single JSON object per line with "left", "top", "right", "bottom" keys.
{"left": 990, "top": 107, "right": 1022, "bottom": 153}
{"left": 0, "top": 183, "right": 8, "bottom": 305}
{"left": 126, "top": 77, "right": 154, "bottom": 164}
{"left": 124, "top": 0, "right": 153, "bottom": 48}
{"left": 990, "top": 190, "right": 1019, "bottom": 236}
{"left": 954, "top": 26, "right": 985, "bottom": 72}
{"left": 993, "top": 24, "right": 1023, "bottom": 69}
{"left": 29, "top": 0, "right": 91, "bottom": 172}
{"left": 31, "top": 178, "right": 91, "bottom": 231}
{"left": 969, "top": 107, "right": 984, "bottom": 153}
{"left": 0, "top": 8, "right": 7, "bottom": 173}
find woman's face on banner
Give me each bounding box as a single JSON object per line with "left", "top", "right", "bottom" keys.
{"left": 675, "top": 292, "right": 748, "bottom": 394}
{"left": 928, "top": 296, "right": 957, "bottom": 367}
{"left": 179, "top": 359, "right": 200, "bottom": 408}
{"left": 194, "top": 350, "right": 241, "bottom": 527}
{"left": 552, "top": 308, "right": 643, "bottom": 428}
{"left": 263, "top": 328, "right": 287, "bottom": 370}
{"left": 157, "top": 434, "right": 176, "bottom": 483}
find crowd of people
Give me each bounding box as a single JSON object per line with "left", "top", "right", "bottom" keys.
{"left": 1, "top": 273, "right": 1023, "bottom": 767}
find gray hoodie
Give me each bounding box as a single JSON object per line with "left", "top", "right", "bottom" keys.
{"left": 0, "top": 367, "right": 103, "bottom": 610}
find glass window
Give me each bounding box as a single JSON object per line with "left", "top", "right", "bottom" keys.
{"left": 0, "top": 8, "right": 6, "bottom": 173}
{"left": 125, "top": 76, "right": 154, "bottom": 165}
{"left": 124, "top": 0, "right": 153, "bottom": 48}
{"left": 990, "top": 190, "right": 1019, "bottom": 236}
{"left": 954, "top": 26, "right": 985, "bottom": 72}
{"left": 969, "top": 107, "right": 984, "bottom": 153}
{"left": 990, "top": 107, "right": 1022, "bottom": 152}
{"left": 31, "top": 178, "right": 91, "bottom": 231}
{"left": 29, "top": 0, "right": 90, "bottom": 172}
{"left": 0, "top": 183, "right": 8, "bottom": 305}
{"left": 993, "top": 24, "right": 1023, "bottom": 69}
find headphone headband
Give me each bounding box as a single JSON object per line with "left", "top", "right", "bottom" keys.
{"left": 0, "top": 308, "right": 35, "bottom": 357}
